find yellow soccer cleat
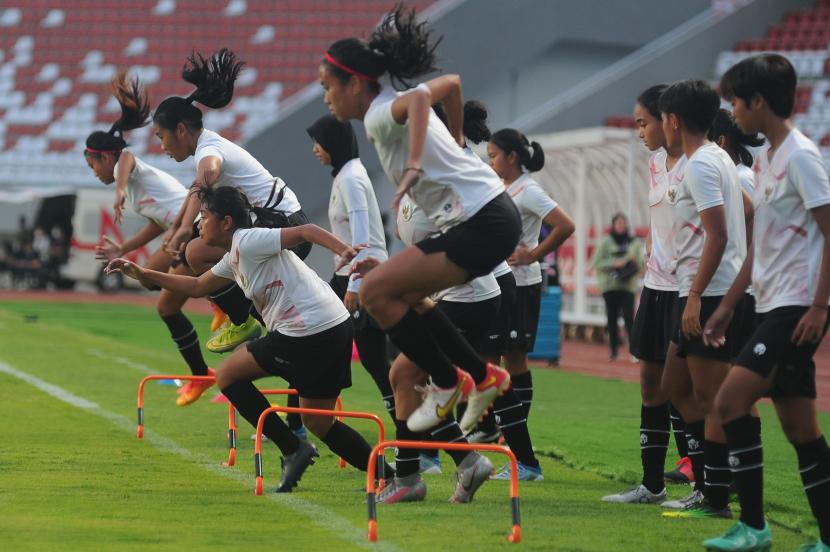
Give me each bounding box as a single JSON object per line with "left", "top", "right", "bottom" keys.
{"left": 206, "top": 315, "right": 262, "bottom": 353}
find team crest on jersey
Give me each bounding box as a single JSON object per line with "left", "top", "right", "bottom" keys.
{"left": 401, "top": 203, "right": 413, "bottom": 221}
{"left": 666, "top": 185, "right": 679, "bottom": 205}
{"left": 331, "top": 194, "right": 337, "bottom": 205}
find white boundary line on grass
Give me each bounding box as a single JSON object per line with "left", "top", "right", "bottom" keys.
{"left": 0, "top": 360, "right": 404, "bottom": 552}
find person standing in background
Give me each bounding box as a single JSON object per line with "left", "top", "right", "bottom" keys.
{"left": 592, "top": 213, "right": 644, "bottom": 361}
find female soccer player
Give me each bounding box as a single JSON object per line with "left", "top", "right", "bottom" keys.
{"left": 486, "top": 128, "right": 575, "bottom": 421}
{"left": 87, "top": 72, "right": 214, "bottom": 406}
{"left": 151, "top": 48, "right": 309, "bottom": 355}
{"left": 603, "top": 84, "right": 695, "bottom": 504}
{"left": 702, "top": 53, "right": 830, "bottom": 552}
{"left": 107, "top": 185, "right": 387, "bottom": 493}
{"left": 657, "top": 80, "right": 747, "bottom": 518}
{"left": 306, "top": 114, "right": 394, "bottom": 421}
{"left": 319, "top": 4, "right": 515, "bottom": 432}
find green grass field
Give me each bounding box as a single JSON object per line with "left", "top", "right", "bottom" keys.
{"left": 0, "top": 300, "right": 827, "bottom": 551}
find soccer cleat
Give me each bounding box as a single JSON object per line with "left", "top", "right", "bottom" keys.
{"left": 662, "top": 500, "right": 732, "bottom": 519}
{"left": 459, "top": 364, "right": 511, "bottom": 434}
{"left": 665, "top": 456, "right": 694, "bottom": 484}
{"left": 661, "top": 489, "right": 704, "bottom": 510}
{"left": 276, "top": 440, "right": 318, "bottom": 493}
{"left": 176, "top": 368, "right": 215, "bottom": 407}
{"left": 419, "top": 453, "right": 442, "bottom": 475}
{"left": 465, "top": 428, "right": 501, "bottom": 444}
{"left": 450, "top": 452, "right": 493, "bottom": 503}
{"left": 209, "top": 303, "right": 229, "bottom": 332}
{"left": 601, "top": 484, "right": 664, "bottom": 504}
{"left": 703, "top": 521, "right": 771, "bottom": 551}
{"left": 406, "top": 369, "right": 473, "bottom": 432}
{"left": 491, "top": 461, "right": 545, "bottom": 482}
{"left": 376, "top": 473, "right": 427, "bottom": 504}
{"left": 206, "top": 315, "right": 262, "bottom": 353}
{"left": 796, "top": 539, "right": 830, "bottom": 552}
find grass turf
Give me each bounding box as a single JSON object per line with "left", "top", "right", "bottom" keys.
{"left": 0, "top": 300, "right": 827, "bottom": 551}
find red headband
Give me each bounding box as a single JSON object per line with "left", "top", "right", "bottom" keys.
{"left": 84, "top": 146, "right": 122, "bottom": 155}
{"left": 324, "top": 53, "right": 378, "bottom": 82}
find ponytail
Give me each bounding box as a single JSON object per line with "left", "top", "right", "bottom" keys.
{"left": 462, "top": 100, "right": 491, "bottom": 144}
{"left": 708, "top": 108, "right": 765, "bottom": 167}
{"left": 153, "top": 48, "right": 245, "bottom": 131}
{"left": 85, "top": 71, "right": 150, "bottom": 155}
{"left": 490, "top": 128, "right": 545, "bottom": 172}
{"left": 324, "top": 2, "right": 440, "bottom": 91}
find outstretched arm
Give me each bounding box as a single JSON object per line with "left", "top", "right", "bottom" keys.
{"left": 106, "top": 258, "right": 230, "bottom": 297}
{"left": 279, "top": 224, "right": 361, "bottom": 270}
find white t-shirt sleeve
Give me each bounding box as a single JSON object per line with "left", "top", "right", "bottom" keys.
{"left": 194, "top": 138, "right": 225, "bottom": 165}
{"left": 523, "top": 183, "right": 558, "bottom": 219}
{"left": 341, "top": 175, "right": 370, "bottom": 214}
{"left": 364, "top": 96, "right": 404, "bottom": 144}
{"left": 239, "top": 227, "right": 283, "bottom": 262}
{"left": 210, "top": 253, "right": 235, "bottom": 280}
{"left": 686, "top": 159, "right": 725, "bottom": 212}
{"left": 789, "top": 149, "right": 830, "bottom": 210}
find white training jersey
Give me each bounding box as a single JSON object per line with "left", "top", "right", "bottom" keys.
{"left": 117, "top": 153, "right": 187, "bottom": 230}
{"left": 736, "top": 163, "right": 755, "bottom": 195}
{"left": 363, "top": 85, "right": 503, "bottom": 231}
{"left": 492, "top": 261, "right": 512, "bottom": 278}
{"left": 643, "top": 150, "right": 687, "bottom": 291}
{"left": 506, "top": 173, "right": 559, "bottom": 287}
{"left": 211, "top": 228, "right": 349, "bottom": 337}
{"left": 195, "top": 129, "right": 301, "bottom": 214}
{"left": 396, "top": 194, "right": 500, "bottom": 303}
{"left": 328, "top": 159, "right": 388, "bottom": 290}
{"left": 751, "top": 129, "right": 830, "bottom": 312}
{"left": 673, "top": 143, "right": 746, "bottom": 298}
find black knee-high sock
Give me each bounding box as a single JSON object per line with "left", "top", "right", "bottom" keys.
{"left": 285, "top": 391, "right": 302, "bottom": 431}
{"left": 641, "top": 403, "right": 670, "bottom": 493}
{"left": 669, "top": 404, "right": 688, "bottom": 458}
{"left": 428, "top": 414, "right": 470, "bottom": 466}
{"left": 723, "top": 415, "right": 764, "bottom": 529}
{"left": 511, "top": 372, "right": 533, "bottom": 418}
{"left": 250, "top": 306, "right": 264, "bottom": 326}
{"left": 479, "top": 409, "right": 498, "bottom": 434}
{"left": 161, "top": 312, "right": 208, "bottom": 376}
{"left": 209, "top": 283, "right": 252, "bottom": 326}
{"left": 394, "top": 419, "right": 421, "bottom": 478}
{"left": 703, "top": 440, "right": 731, "bottom": 509}
{"left": 221, "top": 381, "right": 299, "bottom": 455}
{"left": 354, "top": 324, "right": 395, "bottom": 421}
{"left": 685, "top": 420, "right": 705, "bottom": 491}
{"left": 320, "top": 420, "right": 373, "bottom": 472}
{"left": 386, "top": 309, "right": 457, "bottom": 388}
{"left": 493, "top": 388, "right": 538, "bottom": 467}
{"left": 421, "top": 307, "right": 487, "bottom": 383}
{"left": 795, "top": 435, "right": 830, "bottom": 543}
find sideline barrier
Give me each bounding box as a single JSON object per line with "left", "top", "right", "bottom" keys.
{"left": 254, "top": 406, "right": 385, "bottom": 495}
{"left": 366, "top": 441, "right": 522, "bottom": 544}
{"left": 136, "top": 375, "right": 215, "bottom": 438}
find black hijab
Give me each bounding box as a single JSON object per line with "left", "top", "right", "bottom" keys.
{"left": 306, "top": 114, "right": 359, "bottom": 177}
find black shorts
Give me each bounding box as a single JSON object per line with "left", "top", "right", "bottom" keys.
{"left": 246, "top": 319, "right": 353, "bottom": 399}
{"left": 328, "top": 273, "right": 380, "bottom": 332}
{"left": 507, "top": 283, "right": 543, "bottom": 352}
{"left": 730, "top": 293, "right": 757, "bottom": 361}
{"left": 734, "top": 306, "right": 829, "bottom": 399}
{"left": 255, "top": 208, "right": 312, "bottom": 261}
{"left": 674, "top": 295, "right": 733, "bottom": 362}
{"left": 630, "top": 287, "right": 679, "bottom": 363}
{"left": 438, "top": 297, "right": 501, "bottom": 353}
{"left": 415, "top": 192, "right": 521, "bottom": 278}
{"left": 481, "top": 271, "right": 517, "bottom": 356}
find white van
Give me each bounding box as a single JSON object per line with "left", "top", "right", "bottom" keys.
{"left": 62, "top": 188, "right": 164, "bottom": 290}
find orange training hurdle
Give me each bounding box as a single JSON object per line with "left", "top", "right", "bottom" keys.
{"left": 366, "top": 441, "right": 522, "bottom": 544}
{"left": 253, "top": 405, "right": 385, "bottom": 495}
{"left": 136, "top": 375, "right": 215, "bottom": 438}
